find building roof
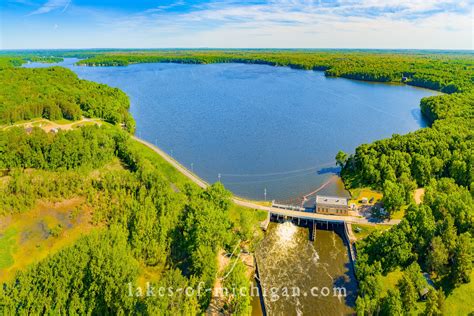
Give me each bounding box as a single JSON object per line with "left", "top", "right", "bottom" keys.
{"left": 316, "top": 195, "right": 348, "bottom": 207}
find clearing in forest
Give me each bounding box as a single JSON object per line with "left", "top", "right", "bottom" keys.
{"left": 0, "top": 197, "right": 96, "bottom": 282}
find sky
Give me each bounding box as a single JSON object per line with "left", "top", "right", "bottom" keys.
{"left": 1, "top": 0, "right": 473, "bottom": 49}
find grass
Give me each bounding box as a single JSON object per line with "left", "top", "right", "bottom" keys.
{"left": 350, "top": 187, "right": 409, "bottom": 220}
{"left": 229, "top": 204, "right": 268, "bottom": 222}
{"left": 128, "top": 139, "right": 197, "bottom": 189}
{"left": 233, "top": 196, "right": 272, "bottom": 207}
{"left": 1, "top": 117, "right": 105, "bottom": 132}
{"left": 71, "top": 120, "right": 100, "bottom": 128}
{"left": 0, "top": 227, "right": 17, "bottom": 269}
{"left": 349, "top": 187, "right": 382, "bottom": 206}
{"left": 444, "top": 271, "right": 474, "bottom": 315}
{"left": 378, "top": 269, "right": 425, "bottom": 313}
{"left": 0, "top": 118, "right": 41, "bottom": 129}
{"left": 52, "top": 118, "right": 75, "bottom": 125}
{"left": 390, "top": 205, "right": 407, "bottom": 220}
{"left": 379, "top": 268, "right": 403, "bottom": 296}
{"left": 378, "top": 268, "right": 474, "bottom": 314}
{"left": 0, "top": 198, "right": 96, "bottom": 283}
{"left": 351, "top": 223, "right": 391, "bottom": 239}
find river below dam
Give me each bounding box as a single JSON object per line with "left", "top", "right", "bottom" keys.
{"left": 254, "top": 222, "right": 356, "bottom": 315}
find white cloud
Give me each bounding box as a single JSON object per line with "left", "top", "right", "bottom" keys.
{"left": 5, "top": 0, "right": 472, "bottom": 49}
{"left": 95, "top": 0, "right": 471, "bottom": 49}
{"left": 28, "top": 0, "right": 71, "bottom": 15}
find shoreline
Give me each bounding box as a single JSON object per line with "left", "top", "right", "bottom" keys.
{"left": 75, "top": 57, "right": 446, "bottom": 93}
{"left": 133, "top": 135, "right": 401, "bottom": 225}
{"left": 2, "top": 118, "right": 399, "bottom": 226}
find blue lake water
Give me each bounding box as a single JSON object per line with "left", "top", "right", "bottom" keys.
{"left": 25, "top": 59, "right": 438, "bottom": 201}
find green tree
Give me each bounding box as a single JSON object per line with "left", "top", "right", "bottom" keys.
{"left": 397, "top": 274, "right": 418, "bottom": 313}
{"left": 452, "top": 232, "right": 473, "bottom": 286}
{"left": 335, "top": 150, "right": 349, "bottom": 168}
{"left": 424, "top": 288, "right": 444, "bottom": 316}
{"left": 222, "top": 259, "right": 251, "bottom": 315}
{"left": 382, "top": 180, "right": 405, "bottom": 217}
{"left": 399, "top": 172, "right": 417, "bottom": 203}
{"left": 426, "top": 236, "right": 448, "bottom": 276}
{"left": 380, "top": 289, "right": 403, "bottom": 316}
{"left": 440, "top": 215, "right": 458, "bottom": 257}
{"left": 355, "top": 295, "right": 379, "bottom": 316}
{"left": 405, "top": 262, "right": 427, "bottom": 294}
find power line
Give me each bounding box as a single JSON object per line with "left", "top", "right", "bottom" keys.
{"left": 220, "top": 161, "right": 335, "bottom": 178}
{"left": 223, "top": 169, "right": 324, "bottom": 185}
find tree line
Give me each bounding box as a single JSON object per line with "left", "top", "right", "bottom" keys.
{"left": 0, "top": 125, "right": 260, "bottom": 314}
{"left": 77, "top": 50, "right": 473, "bottom": 93}
{"left": 355, "top": 178, "right": 473, "bottom": 314}
{"left": 0, "top": 64, "right": 135, "bottom": 132}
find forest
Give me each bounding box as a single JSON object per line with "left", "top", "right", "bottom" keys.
{"left": 0, "top": 125, "right": 264, "bottom": 314}
{"left": 0, "top": 50, "right": 472, "bottom": 315}
{"left": 0, "top": 58, "right": 135, "bottom": 132}
{"left": 354, "top": 177, "right": 473, "bottom": 314}
{"left": 77, "top": 50, "right": 474, "bottom": 93}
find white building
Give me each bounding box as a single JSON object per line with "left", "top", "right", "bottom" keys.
{"left": 315, "top": 195, "right": 350, "bottom": 216}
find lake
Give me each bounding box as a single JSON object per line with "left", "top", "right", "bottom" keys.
{"left": 25, "top": 58, "right": 438, "bottom": 202}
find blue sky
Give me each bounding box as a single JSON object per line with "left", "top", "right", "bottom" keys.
{"left": 1, "top": 0, "right": 472, "bottom": 49}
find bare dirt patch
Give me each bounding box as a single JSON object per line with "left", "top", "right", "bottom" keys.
{"left": 414, "top": 188, "right": 425, "bottom": 205}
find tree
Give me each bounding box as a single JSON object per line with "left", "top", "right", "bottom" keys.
{"left": 335, "top": 150, "right": 349, "bottom": 168}
{"left": 399, "top": 172, "right": 417, "bottom": 203}
{"left": 426, "top": 236, "right": 448, "bottom": 276}
{"left": 382, "top": 180, "right": 405, "bottom": 217}
{"left": 404, "top": 204, "right": 436, "bottom": 256}
{"left": 397, "top": 274, "right": 418, "bottom": 313}
{"left": 440, "top": 215, "right": 458, "bottom": 257}
{"left": 424, "top": 288, "right": 444, "bottom": 316}
{"left": 405, "top": 262, "right": 427, "bottom": 294}
{"left": 380, "top": 289, "right": 403, "bottom": 315}
{"left": 222, "top": 259, "right": 251, "bottom": 315}
{"left": 452, "top": 232, "right": 473, "bottom": 286}
{"left": 355, "top": 295, "right": 379, "bottom": 316}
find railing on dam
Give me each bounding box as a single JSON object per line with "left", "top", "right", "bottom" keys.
{"left": 271, "top": 201, "right": 306, "bottom": 212}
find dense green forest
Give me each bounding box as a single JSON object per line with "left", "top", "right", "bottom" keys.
{"left": 77, "top": 50, "right": 473, "bottom": 93}
{"left": 355, "top": 177, "right": 473, "bottom": 314}
{"left": 0, "top": 50, "right": 472, "bottom": 314}
{"left": 0, "top": 58, "right": 135, "bottom": 131}
{"left": 0, "top": 126, "right": 263, "bottom": 314}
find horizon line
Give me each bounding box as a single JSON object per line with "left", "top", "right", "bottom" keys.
{"left": 1, "top": 47, "right": 473, "bottom": 52}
